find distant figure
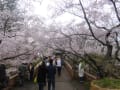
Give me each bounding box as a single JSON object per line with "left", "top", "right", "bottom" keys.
{"left": 52, "top": 56, "right": 57, "bottom": 66}
{"left": 28, "top": 63, "right": 34, "bottom": 81}
{"left": 46, "top": 56, "right": 56, "bottom": 66}
{"left": 43, "top": 56, "right": 47, "bottom": 63}
{"left": 0, "top": 64, "right": 8, "bottom": 90}
{"left": 47, "top": 59, "right": 56, "bottom": 90}
{"left": 18, "top": 63, "right": 28, "bottom": 86}
{"left": 43, "top": 57, "right": 49, "bottom": 66}
{"left": 78, "top": 61, "right": 85, "bottom": 83}
{"left": 46, "top": 56, "right": 51, "bottom": 67}
{"left": 37, "top": 61, "right": 47, "bottom": 90}
{"left": 56, "top": 57, "right": 62, "bottom": 77}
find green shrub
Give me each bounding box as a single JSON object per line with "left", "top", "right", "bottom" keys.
{"left": 94, "top": 78, "right": 120, "bottom": 89}
{"left": 84, "top": 81, "right": 90, "bottom": 90}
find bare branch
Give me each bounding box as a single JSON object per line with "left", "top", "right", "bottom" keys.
{"left": 0, "top": 50, "right": 33, "bottom": 61}
{"left": 79, "top": 0, "right": 106, "bottom": 46}
{"left": 91, "top": 21, "right": 120, "bottom": 31}
{"left": 110, "top": 0, "right": 120, "bottom": 22}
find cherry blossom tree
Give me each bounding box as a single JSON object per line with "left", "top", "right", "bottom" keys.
{"left": 46, "top": 0, "right": 120, "bottom": 77}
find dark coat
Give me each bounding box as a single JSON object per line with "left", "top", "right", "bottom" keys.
{"left": 47, "top": 64, "right": 56, "bottom": 80}
{"left": 28, "top": 65, "right": 34, "bottom": 76}
{"left": 0, "top": 64, "right": 6, "bottom": 81}
{"left": 28, "top": 65, "right": 34, "bottom": 80}
{"left": 37, "top": 64, "right": 47, "bottom": 83}
{"left": 0, "top": 64, "right": 8, "bottom": 89}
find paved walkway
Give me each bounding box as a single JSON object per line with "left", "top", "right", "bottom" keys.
{"left": 13, "top": 67, "right": 85, "bottom": 90}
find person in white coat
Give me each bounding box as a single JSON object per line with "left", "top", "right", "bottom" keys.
{"left": 78, "top": 61, "right": 85, "bottom": 83}
{"left": 56, "top": 57, "right": 62, "bottom": 77}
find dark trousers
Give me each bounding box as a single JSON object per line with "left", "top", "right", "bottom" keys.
{"left": 79, "top": 76, "right": 84, "bottom": 82}
{"left": 19, "top": 75, "right": 24, "bottom": 86}
{"left": 38, "top": 83, "right": 44, "bottom": 90}
{"left": 57, "top": 67, "right": 61, "bottom": 76}
{"left": 30, "top": 73, "right": 33, "bottom": 81}
{"left": 48, "top": 79, "right": 55, "bottom": 90}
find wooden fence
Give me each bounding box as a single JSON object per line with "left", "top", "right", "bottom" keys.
{"left": 4, "top": 61, "right": 42, "bottom": 90}
{"left": 4, "top": 60, "right": 97, "bottom": 90}
{"left": 64, "top": 61, "right": 97, "bottom": 80}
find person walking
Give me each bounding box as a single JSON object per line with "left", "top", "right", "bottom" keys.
{"left": 37, "top": 61, "right": 47, "bottom": 90}
{"left": 47, "top": 59, "right": 56, "bottom": 90}
{"left": 28, "top": 63, "right": 34, "bottom": 81}
{"left": 18, "top": 62, "right": 28, "bottom": 86}
{"left": 56, "top": 56, "right": 62, "bottom": 77}
{"left": 0, "top": 64, "right": 8, "bottom": 90}
{"left": 78, "top": 61, "right": 85, "bottom": 83}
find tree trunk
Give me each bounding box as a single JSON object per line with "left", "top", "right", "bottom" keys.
{"left": 115, "top": 48, "right": 120, "bottom": 61}
{"left": 106, "top": 45, "right": 113, "bottom": 59}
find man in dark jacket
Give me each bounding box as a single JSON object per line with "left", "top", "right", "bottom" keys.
{"left": 37, "top": 61, "right": 47, "bottom": 90}
{"left": 0, "top": 64, "right": 8, "bottom": 90}
{"left": 47, "top": 59, "right": 56, "bottom": 90}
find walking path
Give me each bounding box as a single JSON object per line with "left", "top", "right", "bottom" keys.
{"left": 13, "top": 67, "right": 85, "bottom": 90}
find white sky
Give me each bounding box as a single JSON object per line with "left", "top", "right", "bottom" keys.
{"left": 18, "top": 0, "right": 83, "bottom": 25}
{"left": 18, "top": 0, "right": 112, "bottom": 26}
{"left": 32, "top": 0, "right": 53, "bottom": 18}
{"left": 32, "top": 0, "right": 81, "bottom": 25}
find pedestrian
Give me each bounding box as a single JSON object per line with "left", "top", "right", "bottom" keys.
{"left": 56, "top": 56, "right": 62, "bottom": 77}
{"left": 47, "top": 59, "right": 56, "bottom": 90}
{"left": 78, "top": 61, "right": 85, "bottom": 83}
{"left": 0, "top": 64, "right": 8, "bottom": 90}
{"left": 37, "top": 61, "right": 47, "bottom": 90}
{"left": 43, "top": 57, "right": 49, "bottom": 66}
{"left": 28, "top": 63, "right": 34, "bottom": 81}
{"left": 18, "top": 62, "right": 28, "bottom": 86}
{"left": 52, "top": 56, "right": 57, "bottom": 66}
{"left": 46, "top": 56, "right": 51, "bottom": 67}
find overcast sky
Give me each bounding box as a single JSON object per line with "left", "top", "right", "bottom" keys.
{"left": 18, "top": 0, "right": 113, "bottom": 26}
{"left": 18, "top": 0, "right": 84, "bottom": 25}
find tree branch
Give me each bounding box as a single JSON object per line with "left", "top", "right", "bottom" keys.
{"left": 110, "top": 0, "right": 120, "bottom": 22}
{"left": 79, "top": 0, "right": 106, "bottom": 46}
{"left": 0, "top": 50, "right": 32, "bottom": 61}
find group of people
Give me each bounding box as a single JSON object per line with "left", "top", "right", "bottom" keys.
{"left": 17, "top": 55, "right": 63, "bottom": 90}
{"left": 37, "top": 56, "right": 63, "bottom": 90}
{"left": 18, "top": 62, "right": 34, "bottom": 86}
{"left": 0, "top": 55, "right": 86, "bottom": 90}
{"left": 18, "top": 55, "right": 63, "bottom": 90}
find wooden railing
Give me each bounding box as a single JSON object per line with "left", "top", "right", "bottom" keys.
{"left": 64, "top": 61, "right": 74, "bottom": 79}
{"left": 4, "top": 74, "right": 18, "bottom": 90}
{"left": 4, "top": 60, "right": 97, "bottom": 90}
{"left": 4, "top": 61, "right": 42, "bottom": 90}
{"left": 84, "top": 72, "right": 97, "bottom": 80}
{"left": 64, "top": 61, "right": 97, "bottom": 80}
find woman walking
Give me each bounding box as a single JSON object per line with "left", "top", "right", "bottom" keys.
{"left": 28, "top": 63, "right": 34, "bottom": 81}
